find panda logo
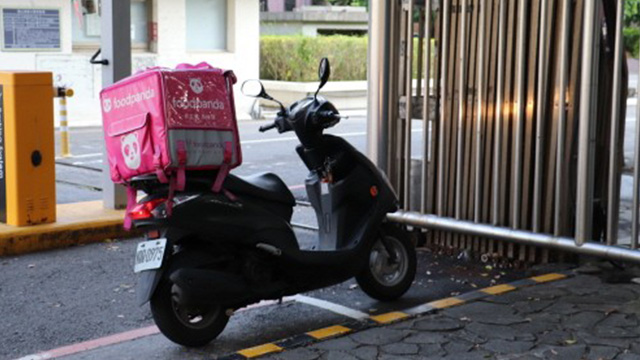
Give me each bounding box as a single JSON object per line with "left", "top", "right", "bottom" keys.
{"left": 121, "top": 133, "right": 141, "bottom": 170}
{"left": 189, "top": 78, "right": 204, "bottom": 94}
{"left": 103, "top": 98, "right": 112, "bottom": 113}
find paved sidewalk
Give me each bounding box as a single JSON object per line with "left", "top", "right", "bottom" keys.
{"left": 262, "top": 270, "right": 640, "bottom": 360}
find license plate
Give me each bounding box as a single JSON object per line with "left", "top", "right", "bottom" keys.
{"left": 134, "top": 239, "right": 167, "bottom": 273}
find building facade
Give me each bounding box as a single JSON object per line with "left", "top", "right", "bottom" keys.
{"left": 0, "top": 0, "right": 260, "bottom": 126}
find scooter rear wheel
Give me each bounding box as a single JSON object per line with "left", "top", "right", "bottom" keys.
{"left": 356, "top": 224, "right": 416, "bottom": 301}
{"left": 150, "top": 278, "right": 229, "bottom": 347}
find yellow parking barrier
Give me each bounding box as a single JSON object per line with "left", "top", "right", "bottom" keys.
{"left": 55, "top": 87, "right": 73, "bottom": 158}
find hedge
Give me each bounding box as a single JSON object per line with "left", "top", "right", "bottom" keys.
{"left": 624, "top": 27, "right": 640, "bottom": 59}
{"left": 260, "top": 35, "right": 368, "bottom": 82}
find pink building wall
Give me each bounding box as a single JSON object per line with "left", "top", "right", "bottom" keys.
{"left": 265, "top": 0, "right": 312, "bottom": 12}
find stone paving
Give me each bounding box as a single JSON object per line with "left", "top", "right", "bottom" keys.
{"left": 264, "top": 270, "right": 640, "bottom": 360}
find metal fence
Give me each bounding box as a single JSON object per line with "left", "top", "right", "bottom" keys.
{"left": 368, "top": 0, "right": 640, "bottom": 263}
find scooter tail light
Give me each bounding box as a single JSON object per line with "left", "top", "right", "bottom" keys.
{"left": 129, "top": 198, "right": 167, "bottom": 220}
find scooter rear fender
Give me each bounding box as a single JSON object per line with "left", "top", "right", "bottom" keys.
{"left": 137, "top": 268, "right": 163, "bottom": 306}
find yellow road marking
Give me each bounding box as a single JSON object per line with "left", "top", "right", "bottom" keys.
{"left": 307, "top": 325, "right": 352, "bottom": 339}
{"left": 427, "top": 297, "right": 465, "bottom": 309}
{"left": 237, "top": 343, "right": 282, "bottom": 358}
{"left": 481, "top": 284, "right": 516, "bottom": 295}
{"left": 370, "top": 311, "right": 410, "bottom": 324}
{"left": 531, "top": 273, "right": 567, "bottom": 283}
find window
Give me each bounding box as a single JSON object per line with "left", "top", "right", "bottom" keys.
{"left": 186, "top": 0, "right": 227, "bottom": 52}
{"left": 285, "top": 0, "right": 296, "bottom": 11}
{"left": 70, "top": 0, "right": 150, "bottom": 50}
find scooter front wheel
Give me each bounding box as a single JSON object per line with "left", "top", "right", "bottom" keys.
{"left": 150, "top": 278, "right": 229, "bottom": 347}
{"left": 356, "top": 224, "right": 416, "bottom": 301}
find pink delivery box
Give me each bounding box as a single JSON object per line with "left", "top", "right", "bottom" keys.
{"left": 100, "top": 63, "right": 241, "bottom": 185}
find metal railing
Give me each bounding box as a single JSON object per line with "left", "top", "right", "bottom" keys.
{"left": 368, "top": 0, "right": 640, "bottom": 263}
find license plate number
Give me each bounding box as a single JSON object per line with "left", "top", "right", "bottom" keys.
{"left": 134, "top": 239, "right": 167, "bottom": 273}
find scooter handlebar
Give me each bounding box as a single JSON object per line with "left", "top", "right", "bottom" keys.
{"left": 259, "top": 122, "right": 277, "bottom": 132}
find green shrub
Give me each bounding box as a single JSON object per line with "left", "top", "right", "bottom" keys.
{"left": 624, "top": 27, "right": 640, "bottom": 58}
{"left": 260, "top": 35, "right": 368, "bottom": 82}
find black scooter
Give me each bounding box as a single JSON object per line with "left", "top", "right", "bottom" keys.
{"left": 130, "top": 58, "right": 416, "bottom": 347}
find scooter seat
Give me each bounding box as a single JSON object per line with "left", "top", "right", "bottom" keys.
{"left": 225, "top": 173, "right": 296, "bottom": 207}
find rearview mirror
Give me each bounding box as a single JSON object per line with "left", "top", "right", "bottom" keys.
{"left": 241, "top": 79, "right": 286, "bottom": 113}
{"left": 314, "top": 58, "right": 331, "bottom": 101}
{"left": 318, "top": 58, "right": 331, "bottom": 91}
{"left": 241, "top": 80, "right": 267, "bottom": 98}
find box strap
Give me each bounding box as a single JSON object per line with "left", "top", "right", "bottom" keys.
{"left": 123, "top": 186, "right": 137, "bottom": 230}
{"left": 153, "top": 146, "right": 169, "bottom": 183}
{"left": 176, "top": 140, "right": 187, "bottom": 191}
{"left": 212, "top": 141, "right": 233, "bottom": 193}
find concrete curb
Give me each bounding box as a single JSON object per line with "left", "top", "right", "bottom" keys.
{"left": 216, "top": 271, "right": 574, "bottom": 360}
{"left": 0, "top": 200, "right": 138, "bottom": 256}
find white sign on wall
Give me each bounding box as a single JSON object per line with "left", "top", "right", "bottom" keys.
{"left": 2, "top": 8, "right": 61, "bottom": 51}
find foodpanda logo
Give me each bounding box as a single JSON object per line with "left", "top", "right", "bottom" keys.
{"left": 121, "top": 133, "right": 141, "bottom": 170}
{"left": 102, "top": 98, "right": 112, "bottom": 113}
{"left": 172, "top": 98, "right": 225, "bottom": 110}
{"left": 106, "top": 89, "right": 156, "bottom": 113}
{"left": 189, "top": 78, "right": 204, "bottom": 94}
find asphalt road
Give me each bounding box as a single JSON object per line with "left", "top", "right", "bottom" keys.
{"left": 0, "top": 233, "right": 526, "bottom": 360}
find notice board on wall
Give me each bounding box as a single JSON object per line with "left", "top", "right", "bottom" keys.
{"left": 2, "top": 8, "right": 61, "bottom": 51}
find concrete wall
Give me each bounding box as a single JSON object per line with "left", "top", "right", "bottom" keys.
{"left": 260, "top": 6, "right": 368, "bottom": 37}
{"left": 0, "top": 0, "right": 260, "bottom": 127}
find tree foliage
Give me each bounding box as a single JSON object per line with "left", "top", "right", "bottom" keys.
{"left": 626, "top": 0, "right": 640, "bottom": 26}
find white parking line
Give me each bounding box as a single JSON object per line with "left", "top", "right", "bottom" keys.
{"left": 55, "top": 152, "right": 102, "bottom": 160}
{"left": 72, "top": 160, "right": 103, "bottom": 165}
{"left": 292, "top": 294, "right": 370, "bottom": 320}
{"left": 242, "top": 129, "right": 423, "bottom": 145}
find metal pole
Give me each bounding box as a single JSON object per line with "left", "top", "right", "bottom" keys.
{"left": 576, "top": 0, "right": 598, "bottom": 245}
{"left": 437, "top": 0, "right": 451, "bottom": 216}
{"left": 512, "top": 0, "right": 528, "bottom": 229}
{"left": 532, "top": 0, "right": 549, "bottom": 232}
{"left": 474, "top": 0, "right": 485, "bottom": 222}
{"left": 404, "top": 0, "right": 414, "bottom": 209}
{"left": 367, "top": 0, "right": 392, "bottom": 173}
{"left": 554, "top": 0, "right": 571, "bottom": 235}
{"left": 632, "top": 35, "right": 640, "bottom": 249}
{"left": 455, "top": 0, "right": 468, "bottom": 219}
{"left": 388, "top": 211, "right": 640, "bottom": 264}
{"left": 101, "top": 0, "right": 131, "bottom": 209}
{"left": 607, "top": 0, "right": 624, "bottom": 245}
{"left": 492, "top": 0, "right": 507, "bottom": 225}
{"left": 416, "top": 9, "right": 425, "bottom": 99}
{"left": 421, "top": 0, "right": 433, "bottom": 213}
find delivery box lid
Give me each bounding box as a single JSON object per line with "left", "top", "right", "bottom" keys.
{"left": 0, "top": 71, "right": 53, "bottom": 86}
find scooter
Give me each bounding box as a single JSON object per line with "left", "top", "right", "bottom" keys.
{"left": 130, "top": 58, "right": 417, "bottom": 347}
